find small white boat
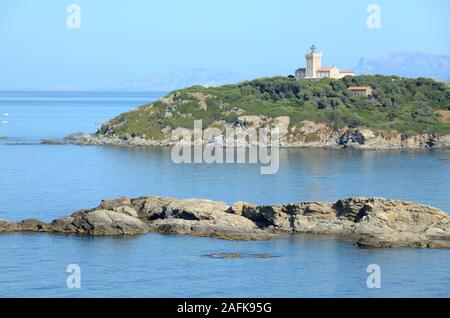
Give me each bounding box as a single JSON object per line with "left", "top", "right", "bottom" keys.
{"left": 2, "top": 120, "right": 8, "bottom": 124}
{"left": 3, "top": 113, "right": 9, "bottom": 117}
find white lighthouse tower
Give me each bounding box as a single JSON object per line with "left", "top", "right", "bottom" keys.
{"left": 305, "top": 45, "right": 322, "bottom": 78}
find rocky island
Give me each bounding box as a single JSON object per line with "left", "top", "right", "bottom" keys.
{"left": 1, "top": 196, "right": 449, "bottom": 249}
{"left": 69, "top": 75, "right": 450, "bottom": 149}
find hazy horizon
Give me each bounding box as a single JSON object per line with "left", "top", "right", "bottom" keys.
{"left": 1, "top": 0, "right": 449, "bottom": 91}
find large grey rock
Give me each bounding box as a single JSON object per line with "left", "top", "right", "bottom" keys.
{"left": 98, "top": 196, "right": 132, "bottom": 210}
{"left": 18, "top": 219, "right": 50, "bottom": 232}
{"left": 149, "top": 218, "right": 272, "bottom": 241}
{"left": 154, "top": 199, "right": 268, "bottom": 240}
{"left": 228, "top": 197, "right": 450, "bottom": 247}
{"left": 0, "top": 220, "right": 17, "bottom": 232}
{"left": 349, "top": 198, "right": 450, "bottom": 248}
{"left": 165, "top": 199, "right": 229, "bottom": 220}
{"left": 132, "top": 196, "right": 176, "bottom": 220}
{"left": 84, "top": 210, "right": 147, "bottom": 235}
{"left": 0, "top": 196, "right": 448, "bottom": 248}
{"left": 112, "top": 205, "right": 139, "bottom": 218}
{"left": 51, "top": 210, "right": 147, "bottom": 235}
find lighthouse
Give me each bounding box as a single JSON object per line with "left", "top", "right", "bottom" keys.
{"left": 305, "top": 45, "right": 323, "bottom": 78}
{"left": 295, "top": 45, "right": 355, "bottom": 80}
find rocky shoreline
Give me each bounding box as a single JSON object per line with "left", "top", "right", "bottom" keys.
{"left": 63, "top": 119, "right": 450, "bottom": 150}
{"left": 1, "top": 196, "right": 449, "bottom": 249}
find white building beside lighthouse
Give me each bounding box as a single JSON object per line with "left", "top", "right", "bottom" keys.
{"left": 295, "top": 45, "right": 355, "bottom": 80}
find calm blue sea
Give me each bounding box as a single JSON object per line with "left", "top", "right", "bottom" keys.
{"left": 0, "top": 92, "right": 449, "bottom": 297}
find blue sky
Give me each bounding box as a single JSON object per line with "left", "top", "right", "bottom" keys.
{"left": 0, "top": 0, "right": 449, "bottom": 90}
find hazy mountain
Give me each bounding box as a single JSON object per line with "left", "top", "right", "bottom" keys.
{"left": 121, "top": 68, "right": 253, "bottom": 92}
{"left": 354, "top": 52, "right": 450, "bottom": 82}
{"left": 115, "top": 53, "right": 450, "bottom": 92}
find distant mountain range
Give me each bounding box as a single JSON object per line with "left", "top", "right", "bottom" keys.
{"left": 121, "top": 68, "right": 252, "bottom": 92}
{"left": 353, "top": 52, "right": 450, "bottom": 82}
{"left": 116, "top": 52, "right": 449, "bottom": 92}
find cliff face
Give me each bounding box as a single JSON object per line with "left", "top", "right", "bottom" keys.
{"left": 73, "top": 117, "right": 450, "bottom": 149}
{"left": 286, "top": 120, "right": 450, "bottom": 149}
{"left": 1, "top": 196, "right": 449, "bottom": 249}
{"left": 77, "top": 75, "right": 450, "bottom": 150}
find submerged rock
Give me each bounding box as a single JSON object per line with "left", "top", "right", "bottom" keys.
{"left": 41, "top": 139, "right": 66, "bottom": 145}
{"left": 1, "top": 196, "right": 449, "bottom": 249}
{"left": 207, "top": 253, "right": 274, "bottom": 259}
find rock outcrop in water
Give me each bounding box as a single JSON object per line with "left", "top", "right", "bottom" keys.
{"left": 1, "top": 196, "right": 449, "bottom": 249}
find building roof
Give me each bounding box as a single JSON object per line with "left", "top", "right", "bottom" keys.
{"left": 317, "top": 67, "right": 334, "bottom": 71}
{"left": 348, "top": 86, "right": 371, "bottom": 91}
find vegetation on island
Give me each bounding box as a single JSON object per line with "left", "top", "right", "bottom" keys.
{"left": 98, "top": 75, "right": 450, "bottom": 140}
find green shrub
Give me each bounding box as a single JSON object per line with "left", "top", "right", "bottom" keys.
{"left": 99, "top": 75, "right": 450, "bottom": 138}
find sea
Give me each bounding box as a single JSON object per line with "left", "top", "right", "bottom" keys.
{"left": 0, "top": 91, "right": 449, "bottom": 297}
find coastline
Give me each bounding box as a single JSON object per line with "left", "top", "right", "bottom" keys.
{"left": 61, "top": 130, "right": 450, "bottom": 150}
{"left": 1, "top": 195, "right": 449, "bottom": 249}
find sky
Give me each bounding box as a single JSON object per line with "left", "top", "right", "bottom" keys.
{"left": 0, "top": 0, "right": 449, "bottom": 91}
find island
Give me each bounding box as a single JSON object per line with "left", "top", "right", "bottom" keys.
{"left": 68, "top": 75, "right": 450, "bottom": 149}
{"left": 1, "top": 196, "right": 449, "bottom": 249}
